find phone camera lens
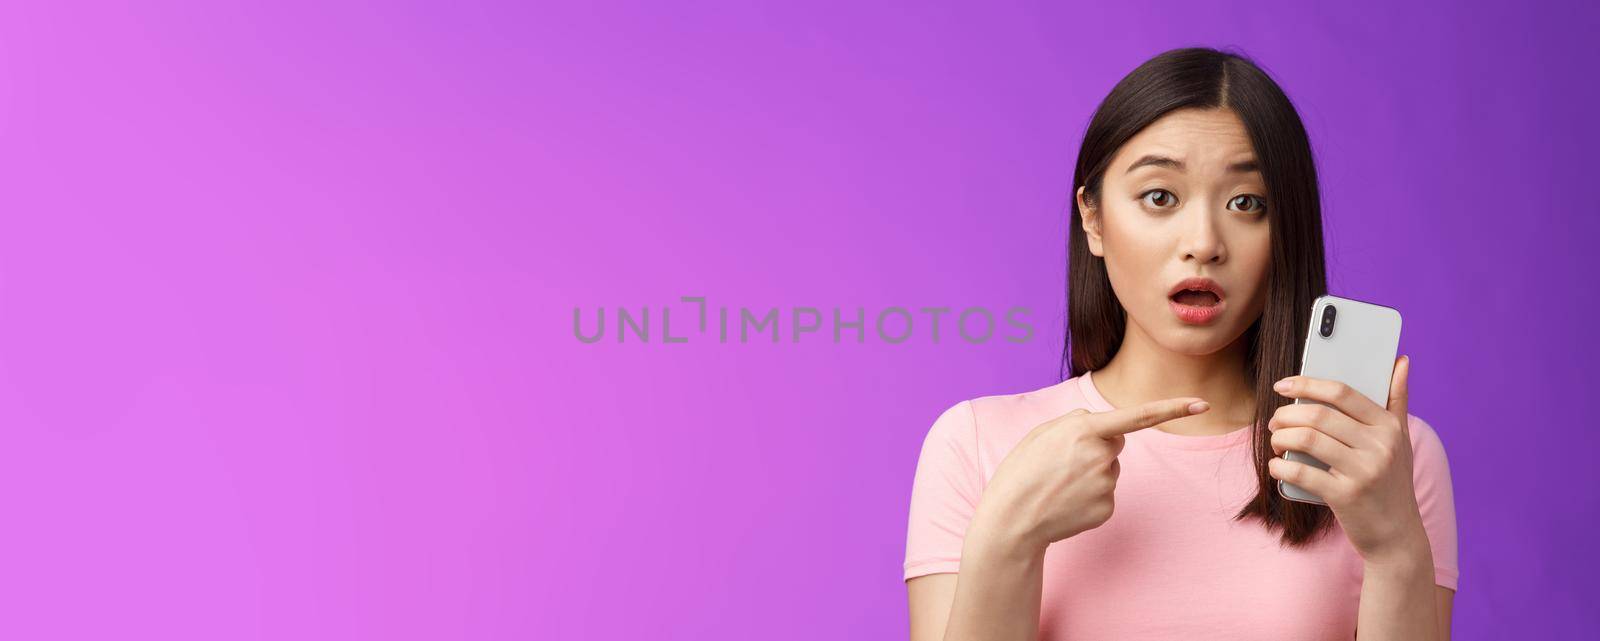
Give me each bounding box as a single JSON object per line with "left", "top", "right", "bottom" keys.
{"left": 1319, "top": 305, "right": 1337, "bottom": 338}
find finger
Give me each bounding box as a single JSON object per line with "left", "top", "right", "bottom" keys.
{"left": 1268, "top": 456, "right": 1341, "bottom": 501}
{"left": 1087, "top": 397, "right": 1208, "bottom": 438}
{"left": 1267, "top": 403, "right": 1371, "bottom": 448}
{"left": 1272, "top": 376, "right": 1388, "bottom": 425}
{"left": 1106, "top": 433, "right": 1126, "bottom": 457}
{"left": 1388, "top": 355, "right": 1410, "bottom": 433}
{"left": 1270, "top": 427, "right": 1359, "bottom": 470}
{"left": 1031, "top": 408, "right": 1093, "bottom": 441}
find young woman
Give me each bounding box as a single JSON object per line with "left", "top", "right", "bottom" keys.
{"left": 903, "top": 48, "right": 1458, "bottom": 640}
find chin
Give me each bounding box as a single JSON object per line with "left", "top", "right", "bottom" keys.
{"left": 1148, "top": 319, "right": 1249, "bottom": 356}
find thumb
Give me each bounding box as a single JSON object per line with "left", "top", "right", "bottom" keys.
{"left": 1388, "top": 354, "right": 1410, "bottom": 431}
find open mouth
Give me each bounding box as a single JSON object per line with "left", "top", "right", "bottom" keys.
{"left": 1170, "top": 289, "right": 1221, "bottom": 307}
{"left": 1167, "top": 278, "right": 1226, "bottom": 325}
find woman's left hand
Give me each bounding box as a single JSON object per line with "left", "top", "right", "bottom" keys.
{"left": 1267, "top": 355, "right": 1430, "bottom": 563}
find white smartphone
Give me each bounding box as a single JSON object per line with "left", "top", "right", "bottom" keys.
{"left": 1278, "top": 294, "right": 1402, "bottom": 505}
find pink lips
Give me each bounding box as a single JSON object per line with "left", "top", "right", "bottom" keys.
{"left": 1167, "top": 277, "right": 1226, "bottom": 325}
{"left": 1170, "top": 298, "right": 1224, "bottom": 324}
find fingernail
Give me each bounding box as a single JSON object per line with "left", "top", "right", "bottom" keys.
{"left": 1188, "top": 400, "right": 1210, "bottom": 414}
{"left": 1273, "top": 379, "right": 1292, "bottom": 393}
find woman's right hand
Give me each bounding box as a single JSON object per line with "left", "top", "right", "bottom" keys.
{"left": 973, "top": 397, "right": 1211, "bottom": 551}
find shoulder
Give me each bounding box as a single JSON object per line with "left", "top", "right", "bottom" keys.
{"left": 922, "top": 398, "right": 978, "bottom": 445}
{"left": 1405, "top": 413, "right": 1452, "bottom": 466}
{"left": 921, "top": 377, "right": 1095, "bottom": 454}
{"left": 1401, "top": 412, "right": 1461, "bottom": 588}
{"left": 1403, "top": 412, "right": 1456, "bottom": 497}
{"left": 969, "top": 378, "right": 1083, "bottom": 418}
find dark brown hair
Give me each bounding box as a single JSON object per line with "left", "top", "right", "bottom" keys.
{"left": 1062, "top": 47, "right": 1333, "bottom": 546}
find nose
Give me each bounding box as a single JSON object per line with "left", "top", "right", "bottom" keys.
{"left": 1179, "top": 206, "right": 1227, "bottom": 265}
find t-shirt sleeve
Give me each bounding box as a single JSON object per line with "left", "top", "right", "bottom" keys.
{"left": 903, "top": 399, "right": 984, "bottom": 581}
{"left": 1408, "top": 413, "right": 1460, "bottom": 590}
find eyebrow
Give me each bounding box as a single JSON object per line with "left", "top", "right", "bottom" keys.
{"left": 1125, "top": 155, "right": 1260, "bottom": 174}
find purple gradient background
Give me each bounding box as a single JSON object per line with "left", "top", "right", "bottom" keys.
{"left": 0, "top": 1, "right": 1595, "bottom": 639}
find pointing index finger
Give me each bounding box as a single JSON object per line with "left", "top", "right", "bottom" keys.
{"left": 1087, "top": 397, "right": 1209, "bottom": 438}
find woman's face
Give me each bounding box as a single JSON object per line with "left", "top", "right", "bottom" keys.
{"left": 1077, "top": 107, "right": 1272, "bottom": 356}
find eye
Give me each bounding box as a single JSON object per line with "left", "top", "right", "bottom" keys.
{"left": 1139, "top": 189, "right": 1178, "bottom": 210}
{"left": 1227, "top": 194, "right": 1267, "bottom": 213}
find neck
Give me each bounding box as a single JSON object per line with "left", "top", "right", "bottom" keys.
{"left": 1091, "top": 320, "right": 1257, "bottom": 436}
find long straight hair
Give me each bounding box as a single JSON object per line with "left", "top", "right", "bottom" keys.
{"left": 1062, "top": 47, "right": 1333, "bottom": 546}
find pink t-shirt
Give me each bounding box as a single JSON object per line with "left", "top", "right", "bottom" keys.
{"left": 904, "top": 370, "right": 1459, "bottom": 640}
